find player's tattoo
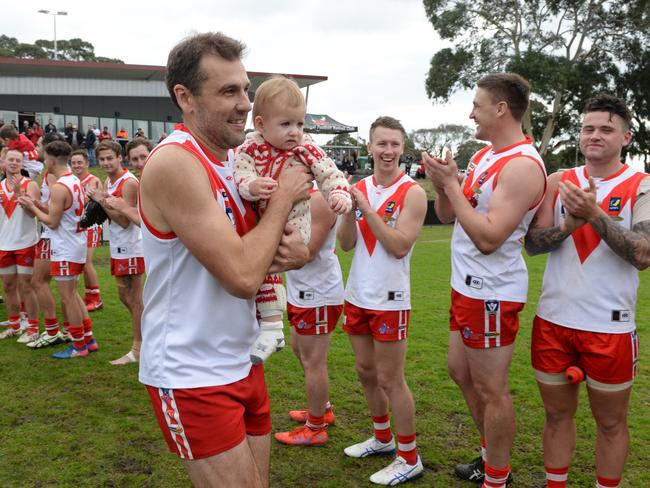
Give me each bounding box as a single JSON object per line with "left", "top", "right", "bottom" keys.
{"left": 525, "top": 224, "right": 571, "bottom": 256}
{"left": 589, "top": 217, "right": 650, "bottom": 270}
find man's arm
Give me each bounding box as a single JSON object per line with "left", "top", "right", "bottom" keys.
{"left": 351, "top": 184, "right": 427, "bottom": 259}
{"left": 428, "top": 152, "right": 546, "bottom": 255}
{"left": 140, "top": 145, "right": 310, "bottom": 298}
{"left": 20, "top": 184, "right": 68, "bottom": 229}
{"left": 306, "top": 191, "right": 337, "bottom": 261}
{"left": 524, "top": 171, "right": 585, "bottom": 256}
{"left": 17, "top": 180, "right": 40, "bottom": 218}
{"left": 103, "top": 196, "right": 141, "bottom": 227}
{"left": 559, "top": 176, "right": 650, "bottom": 270}
{"left": 99, "top": 179, "right": 136, "bottom": 229}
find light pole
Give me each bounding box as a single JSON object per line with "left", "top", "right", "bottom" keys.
{"left": 37, "top": 10, "right": 68, "bottom": 60}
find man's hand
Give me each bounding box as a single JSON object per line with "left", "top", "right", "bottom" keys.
{"left": 268, "top": 224, "right": 309, "bottom": 273}
{"left": 17, "top": 195, "right": 36, "bottom": 210}
{"left": 7, "top": 173, "right": 22, "bottom": 194}
{"left": 422, "top": 150, "right": 459, "bottom": 192}
{"left": 86, "top": 186, "right": 109, "bottom": 203}
{"left": 249, "top": 177, "right": 278, "bottom": 200}
{"left": 103, "top": 195, "right": 128, "bottom": 212}
{"left": 559, "top": 177, "right": 601, "bottom": 221}
{"left": 274, "top": 165, "right": 312, "bottom": 205}
{"left": 560, "top": 211, "right": 587, "bottom": 234}
{"left": 350, "top": 186, "right": 371, "bottom": 216}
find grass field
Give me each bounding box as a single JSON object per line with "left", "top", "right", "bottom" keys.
{"left": 0, "top": 225, "right": 648, "bottom": 487}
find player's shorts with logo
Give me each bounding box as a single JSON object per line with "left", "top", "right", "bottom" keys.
{"left": 50, "top": 261, "right": 84, "bottom": 278}
{"left": 110, "top": 257, "right": 145, "bottom": 276}
{"left": 288, "top": 304, "right": 342, "bottom": 336}
{"left": 343, "top": 301, "right": 410, "bottom": 342}
{"left": 145, "top": 364, "right": 271, "bottom": 460}
{"left": 449, "top": 289, "right": 524, "bottom": 348}
{"left": 0, "top": 245, "right": 36, "bottom": 273}
{"left": 532, "top": 316, "right": 639, "bottom": 388}
{"left": 36, "top": 238, "right": 51, "bottom": 260}
{"left": 87, "top": 226, "right": 102, "bottom": 248}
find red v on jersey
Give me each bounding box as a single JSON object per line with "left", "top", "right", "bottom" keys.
{"left": 562, "top": 169, "right": 647, "bottom": 263}
{"left": 0, "top": 178, "right": 28, "bottom": 219}
{"left": 356, "top": 179, "right": 416, "bottom": 256}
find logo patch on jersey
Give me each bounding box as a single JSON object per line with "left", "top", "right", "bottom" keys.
{"left": 388, "top": 291, "right": 404, "bottom": 301}
{"left": 560, "top": 205, "right": 566, "bottom": 217}
{"left": 382, "top": 215, "right": 396, "bottom": 223}
{"left": 465, "top": 275, "right": 483, "bottom": 290}
{"left": 355, "top": 207, "right": 363, "bottom": 221}
{"left": 385, "top": 201, "right": 396, "bottom": 214}
{"left": 467, "top": 162, "right": 476, "bottom": 173}
{"left": 611, "top": 310, "right": 631, "bottom": 322}
{"left": 477, "top": 171, "right": 489, "bottom": 186}
{"left": 485, "top": 300, "right": 499, "bottom": 315}
{"left": 608, "top": 197, "right": 621, "bottom": 212}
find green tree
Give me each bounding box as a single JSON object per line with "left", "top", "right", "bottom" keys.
{"left": 410, "top": 124, "right": 473, "bottom": 156}
{"left": 324, "top": 133, "right": 367, "bottom": 156}
{"left": 422, "top": 0, "right": 650, "bottom": 158}
{"left": 455, "top": 139, "right": 487, "bottom": 169}
{"left": 1, "top": 35, "right": 123, "bottom": 63}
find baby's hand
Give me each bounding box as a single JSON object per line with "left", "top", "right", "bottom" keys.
{"left": 329, "top": 192, "right": 350, "bottom": 215}
{"left": 250, "top": 177, "right": 278, "bottom": 199}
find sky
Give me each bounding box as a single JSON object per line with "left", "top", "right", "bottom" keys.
{"left": 2, "top": 0, "right": 476, "bottom": 144}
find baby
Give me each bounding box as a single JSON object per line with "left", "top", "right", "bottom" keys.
{"left": 235, "top": 76, "right": 351, "bottom": 363}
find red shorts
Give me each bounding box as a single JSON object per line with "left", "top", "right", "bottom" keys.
{"left": 86, "top": 226, "right": 102, "bottom": 248}
{"left": 36, "top": 238, "right": 51, "bottom": 260}
{"left": 50, "top": 261, "right": 84, "bottom": 277}
{"left": 0, "top": 245, "right": 36, "bottom": 269}
{"left": 449, "top": 289, "right": 524, "bottom": 348}
{"left": 110, "top": 257, "right": 145, "bottom": 276}
{"left": 288, "top": 303, "right": 342, "bottom": 335}
{"left": 532, "top": 316, "right": 639, "bottom": 386}
{"left": 145, "top": 365, "right": 271, "bottom": 460}
{"left": 343, "top": 301, "right": 410, "bottom": 342}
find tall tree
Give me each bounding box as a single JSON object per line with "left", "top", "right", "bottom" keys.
{"left": 422, "top": 0, "right": 650, "bottom": 158}
{"left": 410, "top": 124, "right": 473, "bottom": 156}
{"left": 0, "top": 35, "right": 123, "bottom": 63}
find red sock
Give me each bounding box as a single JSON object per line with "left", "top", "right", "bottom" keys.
{"left": 596, "top": 476, "right": 620, "bottom": 488}
{"left": 82, "top": 317, "right": 93, "bottom": 344}
{"left": 306, "top": 413, "right": 325, "bottom": 430}
{"left": 20, "top": 302, "right": 25, "bottom": 313}
{"left": 27, "top": 319, "right": 39, "bottom": 335}
{"left": 44, "top": 317, "right": 59, "bottom": 336}
{"left": 68, "top": 325, "right": 85, "bottom": 350}
{"left": 86, "top": 286, "right": 101, "bottom": 303}
{"left": 63, "top": 321, "right": 70, "bottom": 334}
{"left": 372, "top": 414, "right": 392, "bottom": 443}
{"left": 545, "top": 466, "right": 569, "bottom": 487}
{"left": 397, "top": 433, "right": 417, "bottom": 465}
{"left": 483, "top": 463, "right": 510, "bottom": 488}
{"left": 481, "top": 437, "right": 487, "bottom": 462}
{"left": 8, "top": 315, "right": 21, "bottom": 331}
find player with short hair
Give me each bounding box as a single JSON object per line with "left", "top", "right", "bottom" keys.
{"left": 91, "top": 140, "right": 144, "bottom": 365}
{"left": 0, "top": 148, "right": 41, "bottom": 341}
{"left": 424, "top": 73, "right": 547, "bottom": 487}
{"left": 525, "top": 94, "right": 649, "bottom": 488}
{"left": 18, "top": 140, "right": 96, "bottom": 359}
{"left": 70, "top": 149, "right": 103, "bottom": 312}
{"left": 338, "top": 116, "right": 427, "bottom": 485}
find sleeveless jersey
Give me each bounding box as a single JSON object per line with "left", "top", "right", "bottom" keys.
{"left": 79, "top": 173, "right": 101, "bottom": 237}
{"left": 49, "top": 173, "right": 87, "bottom": 264}
{"left": 40, "top": 171, "right": 52, "bottom": 239}
{"left": 138, "top": 125, "right": 258, "bottom": 389}
{"left": 106, "top": 170, "right": 143, "bottom": 260}
{"left": 536, "top": 165, "right": 648, "bottom": 333}
{"left": 345, "top": 172, "right": 417, "bottom": 310}
{"left": 451, "top": 137, "right": 546, "bottom": 302}
{"left": 286, "top": 190, "right": 344, "bottom": 308}
{"left": 0, "top": 177, "right": 39, "bottom": 251}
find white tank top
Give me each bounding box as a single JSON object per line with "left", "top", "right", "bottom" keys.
{"left": 536, "top": 165, "right": 647, "bottom": 333}
{"left": 106, "top": 170, "right": 143, "bottom": 259}
{"left": 49, "top": 173, "right": 87, "bottom": 264}
{"left": 138, "top": 125, "right": 258, "bottom": 389}
{"left": 345, "top": 173, "right": 417, "bottom": 310}
{"left": 40, "top": 171, "right": 52, "bottom": 239}
{"left": 451, "top": 138, "right": 546, "bottom": 302}
{"left": 286, "top": 191, "right": 344, "bottom": 308}
{"left": 0, "top": 177, "right": 40, "bottom": 251}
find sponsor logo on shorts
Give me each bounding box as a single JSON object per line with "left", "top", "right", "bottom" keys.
{"left": 299, "top": 290, "right": 314, "bottom": 300}
{"left": 484, "top": 331, "right": 500, "bottom": 338}
{"left": 611, "top": 310, "right": 631, "bottom": 322}
{"left": 485, "top": 300, "right": 499, "bottom": 315}
{"left": 379, "top": 323, "right": 391, "bottom": 334}
{"left": 462, "top": 327, "right": 474, "bottom": 340}
{"left": 297, "top": 320, "right": 308, "bottom": 330}
{"left": 465, "top": 274, "right": 483, "bottom": 289}
{"left": 608, "top": 197, "right": 621, "bottom": 212}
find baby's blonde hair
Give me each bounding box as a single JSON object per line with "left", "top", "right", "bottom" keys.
{"left": 253, "top": 76, "right": 306, "bottom": 120}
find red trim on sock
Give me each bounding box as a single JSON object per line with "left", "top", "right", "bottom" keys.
{"left": 397, "top": 433, "right": 417, "bottom": 465}
{"left": 597, "top": 476, "right": 620, "bottom": 487}
{"left": 372, "top": 414, "right": 392, "bottom": 443}
{"left": 8, "top": 315, "right": 20, "bottom": 330}
{"left": 307, "top": 414, "right": 325, "bottom": 430}
{"left": 483, "top": 463, "right": 510, "bottom": 488}
{"left": 69, "top": 325, "right": 85, "bottom": 350}
{"left": 27, "top": 319, "right": 39, "bottom": 334}
{"left": 82, "top": 317, "right": 93, "bottom": 343}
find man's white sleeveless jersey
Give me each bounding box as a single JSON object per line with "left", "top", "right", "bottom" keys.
{"left": 106, "top": 170, "right": 143, "bottom": 260}
{"left": 49, "top": 173, "right": 87, "bottom": 264}
{"left": 345, "top": 172, "right": 417, "bottom": 311}
{"left": 287, "top": 191, "right": 344, "bottom": 308}
{"left": 40, "top": 171, "right": 52, "bottom": 239}
{"left": 451, "top": 138, "right": 546, "bottom": 302}
{"left": 0, "top": 177, "right": 39, "bottom": 251}
{"left": 138, "top": 125, "right": 257, "bottom": 389}
{"left": 536, "top": 165, "right": 648, "bottom": 333}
